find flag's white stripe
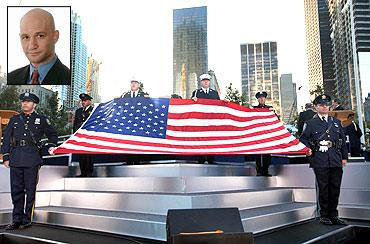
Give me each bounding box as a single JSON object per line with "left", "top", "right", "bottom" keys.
{"left": 75, "top": 128, "right": 290, "bottom": 146}
{"left": 166, "top": 122, "right": 283, "bottom": 137}
{"left": 169, "top": 104, "right": 274, "bottom": 117}
{"left": 59, "top": 142, "right": 306, "bottom": 154}
{"left": 167, "top": 117, "right": 279, "bottom": 127}
{"left": 67, "top": 133, "right": 299, "bottom": 153}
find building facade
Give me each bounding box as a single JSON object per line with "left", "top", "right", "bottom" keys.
{"left": 65, "top": 11, "right": 88, "bottom": 110}
{"left": 240, "top": 41, "right": 281, "bottom": 115}
{"left": 280, "top": 74, "right": 298, "bottom": 124}
{"left": 173, "top": 6, "right": 208, "bottom": 98}
{"left": 304, "top": 0, "right": 336, "bottom": 100}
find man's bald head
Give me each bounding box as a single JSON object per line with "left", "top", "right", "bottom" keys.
{"left": 19, "top": 8, "right": 59, "bottom": 68}
{"left": 21, "top": 8, "right": 56, "bottom": 31}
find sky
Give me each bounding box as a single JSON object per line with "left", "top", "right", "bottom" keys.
{"left": 1, "top": 0, "right": 369, "bottom": 111}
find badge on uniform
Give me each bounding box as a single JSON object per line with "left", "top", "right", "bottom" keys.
{"left": 334, "top": 123, "right": 338, "bottom": 127}
{"left": 35, "top": 118, "right": 41, "bottom": 125}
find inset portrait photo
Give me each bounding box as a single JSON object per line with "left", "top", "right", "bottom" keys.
{"left": 7, "top": 6, "right": 71, "bottom": 85}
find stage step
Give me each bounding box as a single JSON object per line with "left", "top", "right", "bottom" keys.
{"left": 33, "top": 203, "right": 316, "bottom": 241}
{"left": 240, "top": 202, "right": 316, "bottom": 233}
{"left": 64, "top": 176, "right": 277, "bottom": 193}
{"left": 44, "top": 188, "right": 293, "bottom": 215}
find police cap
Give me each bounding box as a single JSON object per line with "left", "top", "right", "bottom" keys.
{"left": 199, "top": 74, "right": 211, "bottom": 81}
{"left": 19, "top": 92, "right": 39, "bottom": 104}
{"left": 255, "top": 91, "right": 268, "bottom": 99}
{"left": 313, "top": 94, "right": 331, "bottom": 105}
{"left": 79, "top": 93, "right": 93, "bottom": 101}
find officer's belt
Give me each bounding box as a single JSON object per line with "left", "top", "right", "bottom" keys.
{"left": 315, "top": 140, "right": 336, "bottom": 150}
{"left": 13, "top": 139, "right": 36, "bottom": 147}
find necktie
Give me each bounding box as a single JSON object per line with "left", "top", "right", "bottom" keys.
{"left": 31, "top": 70, "right": 39, "bottom": 85}
{"left": 322, "top": 116, "right": 327, "bottom": 123}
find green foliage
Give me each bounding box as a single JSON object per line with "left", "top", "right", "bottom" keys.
{"left": 0, "top": 86, "right": 20, "bottom": 111}
{"left": 309, "top": 84, "right": 324, "bottom": 98}
{"left": 224, "top": 83, "right": 249, "bottom": 107}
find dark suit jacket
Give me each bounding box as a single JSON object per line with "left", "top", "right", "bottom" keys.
{"left": 73, "top": 106, "right": 94, "bottom": 133}
{"left": 191, "top": 88, "right": 220, "bottom": 100}
{"left": 297, "top": 109, "right": 316, "bottom": 136}
{"left": 7, "top": 57, "right": 70, "bottom": 85}
{"left": 121, "top": 91, "right": 149, "bottom": 98}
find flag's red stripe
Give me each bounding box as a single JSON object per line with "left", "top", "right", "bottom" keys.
{"left": 166, "top": 126, "right": 286, "bottom": 141}
{"left": 169, "top": 99, "right": 272, "bottom": 113}
{"left": 167, "top": 121, "right": 280, "bottom": 132}
{"left": 58, "top": 138, "right": 304, "bottom": 155}
{"left": 167, "top": 112, "right": 276, "bottom": 121}
{"left": 70, "top": 131, "right": 295, "bottom": 150}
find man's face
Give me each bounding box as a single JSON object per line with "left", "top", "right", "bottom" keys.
{"left": 130, "top": 82, "right": 139, "bottom": 91}
{"left": 315, "top": 103, "right": 330, "bottom": 114}
{"left": 258, "top": 96, "right": 266, "bottom": 105}
{"left": 81, "top": 99, "right": 92, "bottom": 108}
{"left": 21, "top": 100, "right": 36, "bottom": 113}
{"left": 201, "top": 79, "right": 210, "bottom": 89}
{"left": 19, "top": 10, "right": 59, "bottom": 67}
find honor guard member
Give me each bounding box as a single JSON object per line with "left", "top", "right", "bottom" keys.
{"left": 73, "top": 93, "right": 94, "bottom": 177}
{"left": 1, "top": 92, "right": 57, "bottom": 230}
{"left": 253, "top": 91, "right": 273, "bottom": 176}
{"left": 120, "top": 79, "right": 149, "bottom": 98}
{"left": 192, "top": 74, "right": 220, "bottom": 164}
{"left": 300, "top": 94, "right": 348, "bottom": 225}
{"left": 191, "top": 73, "right": 220, "bottom": 101}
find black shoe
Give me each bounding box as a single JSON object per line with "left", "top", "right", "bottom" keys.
{"left": 319, "top": 217, "right": 333, "bottom": 225}
{"left": 330, "top": 217, "right": 346, "bottom": 225}
{"left": 5, "top": 222, "right": 21, "bottom": 230}
{"left": 20, "top": 222, "right": 32, "bottom": 229}
{"left": 262, "top": 173, "right": 272, "bottom": 177}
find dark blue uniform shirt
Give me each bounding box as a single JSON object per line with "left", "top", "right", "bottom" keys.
{"left": 300, "top": 115, "right": 348, "bottom": 168}
{"left": 191, "top": 88, "right": 220, "bottom": 100}
{"left": 1, "top": 112, "right": 58, "bottom": 167}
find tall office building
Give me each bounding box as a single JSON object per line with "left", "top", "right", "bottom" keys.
{"left": 208, "top": 70, "right": 221, "bottom": 95}
{"left": 173, "top": 6, "right": 208, "bottom": 98}
{"left": 364, "top": 92, "right": 370, "bottom": 122}
{"left": 66, "top": 11, "right": 88, "bottom": 110}
{"left": 280, "top": 74, "right": 298, "bottom": 124}
{"left": 327, "top": 0, "right": 370, "bottom": 110}
{"left": 240, "top": 41, "right": 281, "bottom": 115}
{"left": 304, "top": 0, "right": 336, "bottom": 100}
{"left": 86, "top": 54, "right": 102, "bottom": 103}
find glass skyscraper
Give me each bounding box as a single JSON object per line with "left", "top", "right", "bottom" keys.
{"left": 65, "top": 11, "right": 88, "bottom": 110}
{"left": 241, "top": 41, "right": 281, "bottom": 115}
{"left": 304, "top": 0, "right": 336, "bottom": 100}
{"left": 173, "top": 6, "right": 208, "bottom": 98}
{"left": 280, "top": 74, "right": 297, "bottom": 124}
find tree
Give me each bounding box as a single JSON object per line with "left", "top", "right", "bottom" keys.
{"left": 139, "top": 82, "right": 145, "bottom": 93}
{"left": 224, "top": 83, "right": 250, "bottom": 107}
{"left": 0, "top": 86, "right": 20, "bottom": 111}
{"left": 39, "top": 92, "right": 70, "bottom": 136}
{"left": 309, "top": 84, "right": 324, "bottom": 98}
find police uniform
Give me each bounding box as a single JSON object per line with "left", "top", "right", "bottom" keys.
{"left": 1, "top": 93, "right": 57, "bottom": 229}
{"left": 120, "top": 80, "right": 149, "bottom": 98}
{"left": 73, "top": 93, "right": 94, "bottom": 176}
{"left": 300, "top": 94, "right": 348, "bottom": 225}
{"left": 192, "top": 74, "right": 220, "bottom": 164}
{"left": 121, "top": 90, "right": 149, "bottom": 98}
{"left": 253, "top": 91, "right": 273, "bottom": 176}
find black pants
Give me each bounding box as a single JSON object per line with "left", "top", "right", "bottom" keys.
{"left": 313, "top": 167, "right": 343, "bottom": 218}
{"left": 255, "top": 154, "right": 271, "bottom": 175}
{"left": 10, "top": 166, "right": 39, "bottom": 224}
{"left": 198, "top": 155, "right": 214, "bottom": 164}
{"left": 126, "top": 155, "right": 140, "bottom": 165}
{"left": 79, "top": 154, "right": 94, "bottom": 176}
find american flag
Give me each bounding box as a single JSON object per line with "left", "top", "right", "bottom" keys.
{"left": 55, "top": 98, "right": 309, "bottom": 155}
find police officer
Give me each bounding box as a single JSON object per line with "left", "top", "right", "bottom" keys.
{"left": 191, "top": 74, "right": 220, "bottom": 164}
{"left": 120, "top": 79, "right": 149, "bottom": 98}
{"left": 253, "top": 91, "right": 274, "bottom": 176}
{"left": 191, "top": 74, "right": 220, "bottom": 101}
{"left": 73, "top": 93, "right": 94, "bottom": 176}
{"left": 1, "top": 92, "right": 57, "bottom": 230}
{"left": 300, "top": 94, "right": 348, "bottom": 225}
